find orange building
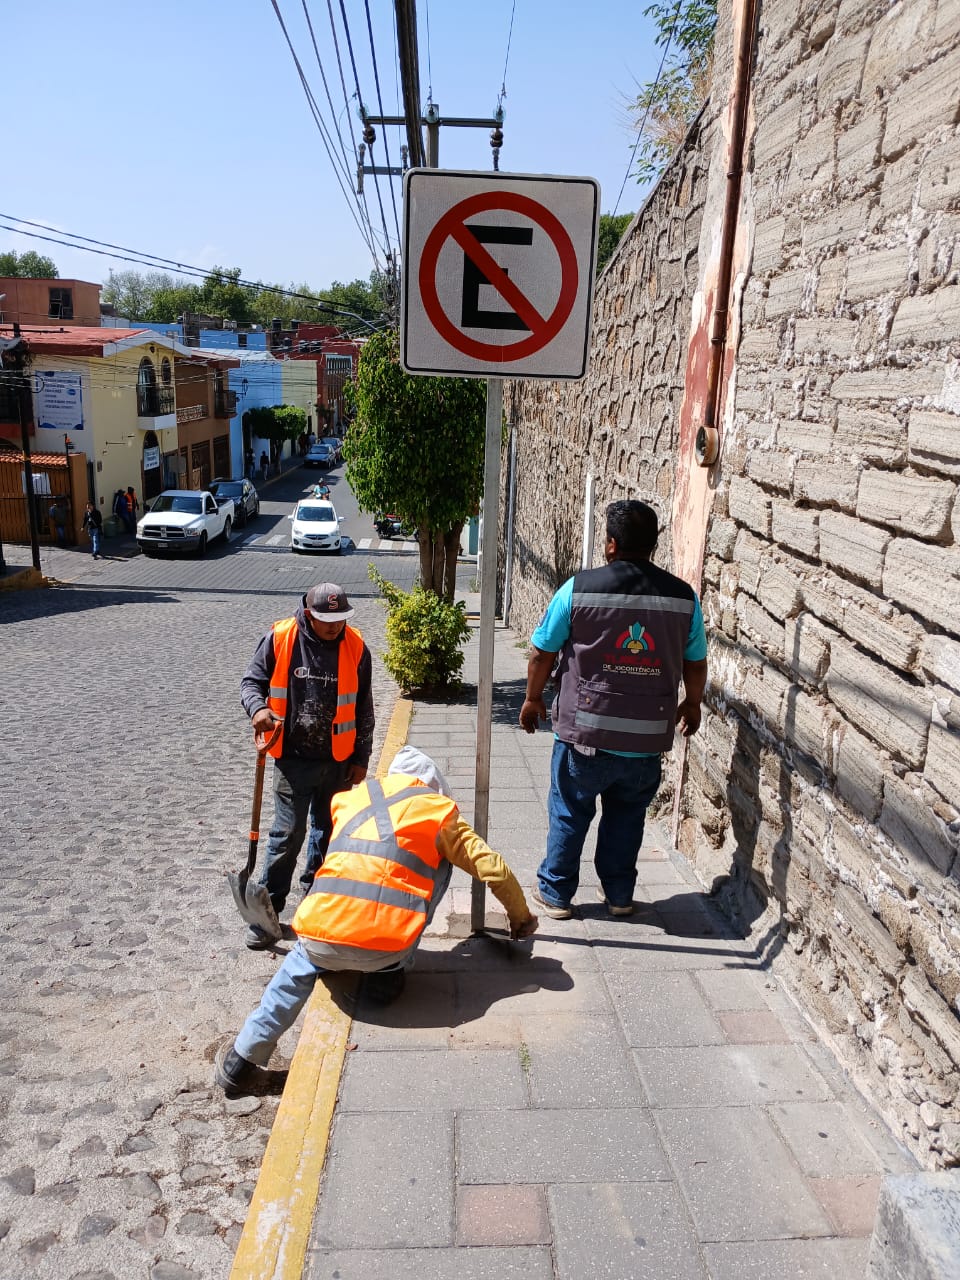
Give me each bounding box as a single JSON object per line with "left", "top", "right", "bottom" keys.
{"left": 0, "top": 277, "right": 102, "bottom": 328}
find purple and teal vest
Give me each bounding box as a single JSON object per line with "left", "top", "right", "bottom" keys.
{"left": 551, "top": 559, "right": 695, "bottom": 755}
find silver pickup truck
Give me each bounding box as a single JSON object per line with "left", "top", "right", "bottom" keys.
{"left": 136, "top": 489, "right": 235, "bottom": 557}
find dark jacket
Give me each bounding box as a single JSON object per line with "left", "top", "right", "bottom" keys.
{"left": 82, "top": 508, "right": 103, "bottom": 532}
{"left": 240, "top": 597, "right": 374, "bottom": 766}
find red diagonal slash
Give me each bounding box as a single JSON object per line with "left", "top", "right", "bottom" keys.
{"left": 418, "top": 190, "right": 578, "bottom": 363}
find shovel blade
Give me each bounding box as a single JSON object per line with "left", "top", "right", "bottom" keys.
{"left": 227, "top": 870, "right": 281, "bottom": 938}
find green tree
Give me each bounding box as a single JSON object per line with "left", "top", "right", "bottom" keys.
{"left": 343, "top": 329, "right": 486, "bottom": 600}
{"left": 243, "top": 404, "right": 306, "bottom": 464}
{"left": 596, "top": 212, "right": 634, "bottom": 275}
{"left": 0, "top": 249, "right": 59, "bottom": 277}
{"left": 144, "top": 283, "right": 203, "bottom": 323}
{"left": 102, "top": 269, "right": 179, "bottom": 319}
{"left": 630, "top": 0, "right": 717, "bottom": 184}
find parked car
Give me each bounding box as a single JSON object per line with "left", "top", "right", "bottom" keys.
{"left": 304, "top": 442, "right": 335, "bottom": 469}
{"left": 137, "top": 489, "right": 234, "bottom": 557}
{"left": 320, "top": 436, "right": 343, "bottom": 463}
{"left": 209, "top": 477, "right": 260, "bottom": 527}
{"left": 289, "top": 499, "right": 342, "bottom": 554}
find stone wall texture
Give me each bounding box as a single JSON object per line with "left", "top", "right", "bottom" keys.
{"left": 504, "top": 0, "right": 960, "bottom": 1168}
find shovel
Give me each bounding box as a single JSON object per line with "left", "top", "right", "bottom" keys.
{"left": 228, "top": 723, "right": 282, "bottom": 938}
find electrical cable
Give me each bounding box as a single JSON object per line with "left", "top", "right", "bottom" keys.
{"left": 337, "top": 0, "right": 396, "bottom": 263}
{"left": 301, "top": 0, "right": 354, "bottom": 186}
{"left": 0, "top": 217, "right": 384, "bottom": 330}
{"left": 269, "top": 0, "right": 382, "bottom": 266}
{"left": 423, "top": 0, "right": 433, "bottom": 104}
{"left": 362, "top": 0, "right": 402, "bottom": 246}
{"left": 497, "top": 0, "right": 516, "bottom": 110}
{"left": 612, "top": 0, "right": 684, "bottom": 217}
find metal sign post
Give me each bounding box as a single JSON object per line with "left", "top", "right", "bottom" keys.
{"left": 471, "top": 376, "right": 503, "bottom": 930}
{"left": 400, "top": 168, "right": 599, "bottom": 934}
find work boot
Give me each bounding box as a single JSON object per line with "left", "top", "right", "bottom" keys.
{"left": 364, "top": 967, "right": 406, "bottom": 1005}
{"left": 214, "top": 1043, "right": 258, "bottom": 1094}
{"left": 244, "top": 924, "right": 279, "bottom": 950}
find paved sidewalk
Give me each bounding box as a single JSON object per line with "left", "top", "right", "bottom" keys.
{"left": 242, "top": 612, "right": 916, "bottom": 1280}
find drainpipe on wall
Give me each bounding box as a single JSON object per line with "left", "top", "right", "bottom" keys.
{"left": 502, "top": 424, "right": 517, "bottom": 626}
{"left": 581, "top": 470, "right": 596, "bottom": 569}
{"left": 695, "top": 0, "right": 759, "bottom": 469}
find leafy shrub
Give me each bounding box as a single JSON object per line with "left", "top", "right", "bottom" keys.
{"left": 370, "top": 567, "right": 471, "bottom": 693}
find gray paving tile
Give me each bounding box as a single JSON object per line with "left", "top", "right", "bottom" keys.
{"left": 768, "top": 1102, "right": 889, "bottom": 1176}
{"left": 701, "top": 1238, "right": 870, "bottom": 1279}
{"left": 460, "top": 1108, "right": 670, "bottom": 1183}
{"left": 654, "top": 1107, "right": 833, "bottom": 1241}
{"left": 551, "top": 1183, "right": 707, "bottom": 1280}
{"left": 306, "top": 1246, "right": 556, "bottom": 1278}
{"left": 695, "top": 969, "right": 774, "bottom": 1011}
{"left": 312, "top": 1112, "right": 455, "bottom": 1247}
{"left": 605, "top": 970, "right": 726, "bottom": 1047}
{"left": 449, "top": 966, "right": 612, "bottom": 1016}
{"left": 520, "top": 1013, "right": 648, "bottom": 1107}
{"left": 597, "top": 933, "right": 749, "bottom": 972}
{"left": 634, "top": 1044, "right": 833, "bottom": 1107}
{"left": 349, "top": 973, "right": 456, "bottom": 1050}
{"left": 339, "top": 1048, "right": 526, "bottom": 1111}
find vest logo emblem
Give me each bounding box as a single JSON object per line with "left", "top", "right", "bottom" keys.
{"left": 616, "top": 622, "right": 656, "bottom": 654}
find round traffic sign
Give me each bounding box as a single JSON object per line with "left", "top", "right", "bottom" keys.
{"left": 418, "top": 191, "right": 579, "bottom": 362}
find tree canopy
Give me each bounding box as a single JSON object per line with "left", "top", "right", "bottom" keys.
{"left": 101, "top": 265, "right": 386, "bottom": 333}
{"left": 630, "top": 0, "right": 717, "bottom": 184}
{"left": 597, "top": 213, "right": 635, "bottom": 275}
{"left": 343, "top": 329, "right": 486, "bottom": 598}
{"left": 0, "top": 249, "right": 59, "bottom": 278}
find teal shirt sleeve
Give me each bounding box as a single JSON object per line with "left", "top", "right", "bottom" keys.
{"left": 685, "top": 593, "right": 707, "bottom": 661}
{"left": 530, "top": 578, "right": 573, "bottom": 653}
{"left": 533, "top": 578, "right": 706, "bottom": 660}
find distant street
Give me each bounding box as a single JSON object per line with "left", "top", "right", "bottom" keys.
{"left": 0, "top": 461, "right": 430, "bottom": 1278}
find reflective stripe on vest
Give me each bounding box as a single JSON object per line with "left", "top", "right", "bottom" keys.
{"left": 291, "top": 775, "right": 458, "bottom": 953}
{"left": 265, "top": 616, "right": 364, "bottom": 760}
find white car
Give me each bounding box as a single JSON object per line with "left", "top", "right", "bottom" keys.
{"left": 289, "top": 499, "right": 342, "bottom": 554}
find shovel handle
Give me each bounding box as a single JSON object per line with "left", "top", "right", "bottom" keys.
{"left": 245, "top": 720, "right": 282, "bottom": 877}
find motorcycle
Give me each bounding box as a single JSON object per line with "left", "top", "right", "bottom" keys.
{"left": 374, "top": 512, "right": 415, "bottom": 539}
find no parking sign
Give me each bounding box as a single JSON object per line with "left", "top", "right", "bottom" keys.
{"left": 401, "top": 169, "right": 600, "bottom": 380}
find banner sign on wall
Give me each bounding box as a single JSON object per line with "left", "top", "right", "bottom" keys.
{"left": 36, "top": 371, "right": 84, "bottom": 432}
{"left": 143, "top": 446, "right": 161, "bottom": 470}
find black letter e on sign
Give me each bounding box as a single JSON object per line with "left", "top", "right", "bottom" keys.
{"left": 460, "top": 224, "right": 534, "bottom": 331}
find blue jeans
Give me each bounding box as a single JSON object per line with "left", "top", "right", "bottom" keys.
{"left": 90, "top": 528, "right": 102, "bottom": 556}
{"left": 537, "top": 741, "right": 663, "bottom": 909}
{"left": 235, "top": 861, "right": 453, "bottom": 1064}
{"left": 258, "top": 756, "right": 350, "bottom": 913}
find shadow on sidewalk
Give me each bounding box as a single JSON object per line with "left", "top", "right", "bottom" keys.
{"left": 419, "top": 677, "right": 528, "bottom": 727}
{"left": 322, "top": 937, "right": 575, "bottom": 1028}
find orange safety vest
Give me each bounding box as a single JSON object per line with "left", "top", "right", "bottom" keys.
{"left": 265, "top": 616, "right": 364, "bottom": 760}
{"left": 292, "top": 775, "right": 457, "bottom": 953}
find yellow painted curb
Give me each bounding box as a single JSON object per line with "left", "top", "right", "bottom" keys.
{"left": 0, "top": 568, "right": 47, "bottom": 592}
{"left": 229, "top": 688, "right": 411, "bottom": 1280}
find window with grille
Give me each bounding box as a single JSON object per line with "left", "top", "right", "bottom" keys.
{"left": 49, "top": 288, "right": 73, "bottom": 320}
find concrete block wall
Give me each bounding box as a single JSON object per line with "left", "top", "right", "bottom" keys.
{"left": 680, "top": 0, "right": 960, "bottom": 1167}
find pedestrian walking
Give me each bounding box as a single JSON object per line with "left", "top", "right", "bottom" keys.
{"left": 239, "top": 582, "right": 375, "bottom": 949}
{"left": 48, "top": 497, "right": 68, "bottom": 545}
{"left": 81, "top": 501, "right": 103, "bottom": 559}
{"left": 245, "top": 447, "right": 255, "bottom": 481}
{"left": 519, "top": 499, "right": 708, "bottom": 919}
{"left": 214, "top": 746, "right": 538, "bottom": 1094}
{"left": 259, "top": 450, "right": 269, "bottom": 482}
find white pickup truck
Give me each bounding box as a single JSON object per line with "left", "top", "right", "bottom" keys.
{"left": 137, "top": 489, "right": 235, "bottom": 557}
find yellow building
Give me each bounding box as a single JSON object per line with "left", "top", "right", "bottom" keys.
{"left": 0, "top": 325, "right": 237, "bottom": 517}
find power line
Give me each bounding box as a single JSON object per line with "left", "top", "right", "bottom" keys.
{"left": 423, "top": 0, "right": 433, "bottom": 104}
{"left": 268, "top": 0, "right": 383, "bottom": 266}
{"left": 497, "top": 0, "right": 516, "bottom": 110}
{"left": 362, "top": 0, "right": 402, "bottom": 245}
{"left": 338, "top": 0, "right": 396, "bottom": 264}
{"left": 0, "top": 215, "right": 386, "bottom": 330}
{"left": 612, "top": 0, "right": 684, "bottom": 217}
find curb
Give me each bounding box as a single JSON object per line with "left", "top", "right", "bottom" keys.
{"left": 0, "top": 567, "right": 47, "bottom": 592}
{"left": 228, "top": 688, "right": 412, "bottom": 1280}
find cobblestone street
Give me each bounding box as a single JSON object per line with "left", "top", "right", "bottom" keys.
{"left": 0, "top": 473, "right": 419, "bottom": 1278}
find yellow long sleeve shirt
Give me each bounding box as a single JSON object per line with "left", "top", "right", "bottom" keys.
{"left": 438, "top": 815, "right": 532, "bottom": 929}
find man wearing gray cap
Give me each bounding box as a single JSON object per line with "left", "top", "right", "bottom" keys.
{"left": 240, "top": 582, "right": 374, "bottom": 948}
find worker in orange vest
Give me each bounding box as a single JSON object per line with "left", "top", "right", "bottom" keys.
{"left": 215, "top": 746, "right": 538, "bottom": 1094}
{"left": 240, "top": 582, "right": 374, "bottom": 949}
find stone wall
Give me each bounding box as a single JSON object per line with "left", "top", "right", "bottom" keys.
{"left": 505, "top": 105, "right": 715, "bottom": 642}
{"left": 681, "top": 0, "right": 960, "bottom": 1167}
{"left": 502, "top": 0, "right": 960, "bottom": 1168}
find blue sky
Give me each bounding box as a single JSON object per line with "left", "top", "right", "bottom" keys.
{"left": 2, "top": 1, "right": 661, "bottom": 295}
